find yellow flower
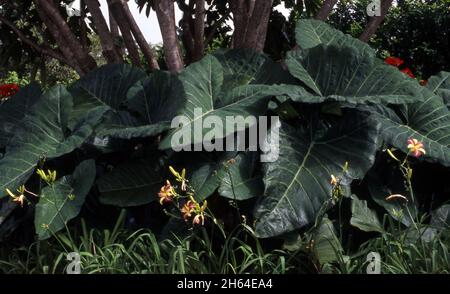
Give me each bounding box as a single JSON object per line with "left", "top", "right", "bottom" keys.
{"left": 6, "top": 189, "right": 26, "bottom": 207}
{"left": 193, "top": 214, "right": 205, "bottom": 226}
{"left": 385, "top": 194, "right": 408, "bottom": 202}
{"left": 330, "top": 175, "right": 338, "bottom": 186}
{"left": 386, "top": 148, "right": 400, "bottom": 161}
{"left": 192, "top": 199, "right": 207, "bottom": 226}
{"left": 37, "top": 169, "right": 57, "bottom": 184}
{"left": 407, "top": 138, "right": 426, "bottom": 158}
{"left": 169, "top": 166, "right": 188, "bottom": 191}
{"left": 6, "top": 185, "right": 34, "bottom": 207}
{"left": 158, "top": 180, "right": 175, "bottom": 205}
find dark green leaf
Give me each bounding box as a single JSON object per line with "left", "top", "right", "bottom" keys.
{"left": 35, "top": 160, "right": 96, "bottom": 240}
{"left": 350, "top": 195, "right": 384, "bottom": 233}
{"left": 254, "top": 112, "right": 379, "bottom": 238}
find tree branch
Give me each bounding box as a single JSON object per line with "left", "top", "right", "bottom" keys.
{"left": 315, "top": 0, "right": 339, "bottom": 21}
{"left": 0, "top": 15, "right": 68, "bottom": 65}
{"left": 107, "top": 0, "right": 141, "bottom": 66}
{"left": 119, "top": 0, "right": 159, "bottom": 70}
{"left": 85, "top": 0, "right": 123, "bottom": 63}
{"left": 34, "top": 0, "right": 97, "bottom": 73}
{"left": 359, "top": 0, "right": 393, "bottom": 42}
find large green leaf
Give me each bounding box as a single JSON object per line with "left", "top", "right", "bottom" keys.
{"left": 295, "top": 19, "right": 375, "bottom": 57}
{"left": 311, "top": 217, "right": 343, "bottom": 265}
{"left": 69, "top": 64, "right": 146, "bottom": 112}
{"left": 159, "top": 54, "right": 275, "bottom": 150}
{"left": 213, "top": 48, "right": 295, "bottom": 85}
{"left": 94, "top": 110, "right": 171, "bottom": 139}
{"left": 254, "top": 112, "right": 380, "bottom": 238}
{"left": 126, "top": 70, "right": 184, "bottom": 124}
{"left": 97, "top": 157, "right": 164, "bottom": 207}
{"left": 35, "top": 160, "right": 96, "bottom": 240}
{"left": 97, "top": 71, "right": 183, "bottom": 139}
{"left": 169, "top": 151, "right": 258, "bottom": 201}
{"left": 0, "top": 83, "right": 42, "bottom": 148}
{"left": 68, "top": 64, "right": 146, "bottom": 129}
{"left": 368, "top": 85, "right": 450, "bottom": 166}
{"left": 282, "top": 45, "right": 423, "bottom": 105}
{"left": 350, "top": 195, "right": 384, "bottom": 233}
{"left": 426, "top": 71, "right": 450, "bottom": 108}
{"left": 0, "top": 86, "right": 104, "bottom": 198}
{"left": 218, "top": 151, "right": 263, "bottom": 200}
{"left": 171, "top": 152, "right": 229, "bottom": 201}
{"left": 431, "top": 204, "right": 450, "bottom": 230}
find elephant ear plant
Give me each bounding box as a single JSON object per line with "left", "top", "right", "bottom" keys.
{"left": 0, "top": 19, "right": 448, "bottom": 245}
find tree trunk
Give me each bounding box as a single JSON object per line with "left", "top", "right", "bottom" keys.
{"left": 109, "top": 9, "right": 125, "bottom": 56}
{"left": 80, "top": 0, "right": 88, "bottom": 49}
{"left": 231, "top": 0, "right": 273, "bottom": 52}
{"left": 120, "top": 0, "right": 160, "bottom": 70}
{"left": 230, "top": 0, "right": 249, "bottom": 48}
{"left": 85, "top": 0, "right": 123, "bottom": 64}
{"left": 179, "top": 0, "right": 195, "bottom": 63}
{"left": 193, "top": 0, "right": 205, "bottom": 61}
{"left": 107, "top": 0, "right": 141, "bottom": 66}
{"left": 359, "top": 0, "right": 393, "bottom": 42}
{"left": 35, "top": 0, "right": 97, "bottom": 74}
{"left": 155, "top": 0, "right": 184, "bottom": 72}
{"left": 34, "top": 4, "right": 84, "bottom": 74}
{"left": 315, "top": 0, "right": 339, "bottom": 21}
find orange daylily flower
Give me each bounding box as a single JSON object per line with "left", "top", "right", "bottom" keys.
{"left": 181, "top": 200, "right": 196, "bottom": 220}
{"left": 407, "top": 138, "right": 426, "bottom": 157}
{"left": 5, "top": 185, "right": 37, "bottom": 207}
{"left": 193, "top": 214, "right": 205, "bottom": 226}
{"left": 158, "top": 180, "right": 175, "bottom": 204}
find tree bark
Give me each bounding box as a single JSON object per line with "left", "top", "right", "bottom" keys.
{"left": 120, "top": 0, "right": 159, "bottom": 70}
{"left": 107, "top": 0, "right": 141, "bottom": 66}
{"left": 155, "top": 0, "right": 184, "bottom": 72}
{"left": 193, "top": 0, "right": 205, "bottom": 61}
{"left": 315, "top": 0, "right": 339, "bottom": 21}
{"left": 80, "top": 0, "right": 88, "bottom": 49}
{"left": 34, "top": 0, "right": 97, "bottom": 74}
{"left": 359, "top": 0, "right": 393, "bottom": 42}
{"left": 230, "top": 0, "right": 273, "bottom": 52}
{"left": 179, "top": 0, "right": 195, "bottom": 63}
{"left": 230, "top": 0, "right": 249, "bottom": 48}
{"left": 34, "top": 4, "right": 84, "bottom": 74}
{"left": 85, "top": 0, "right": 123, "bottom": 63}
{"left": 109, "top": 9, "right": 125, "bottom": 56}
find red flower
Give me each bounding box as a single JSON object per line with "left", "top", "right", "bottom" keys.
{"left": 385, "top": 57, "right": 404, "bottom": 67}
{"left": 401, "top": 68, "right": 415, "bottom": 78}
{"left": 420, "top": 79, "right": 428, "bottom": 86}
{"left": 0, "top": 83, "right": 20, "bottom": 98}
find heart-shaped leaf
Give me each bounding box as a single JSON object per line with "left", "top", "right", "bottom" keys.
{"left": 254, "top": 112, "right": 379, "bottom": 237}
{"left": 35, "top": 160, "right": 96, "bottom": 240}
